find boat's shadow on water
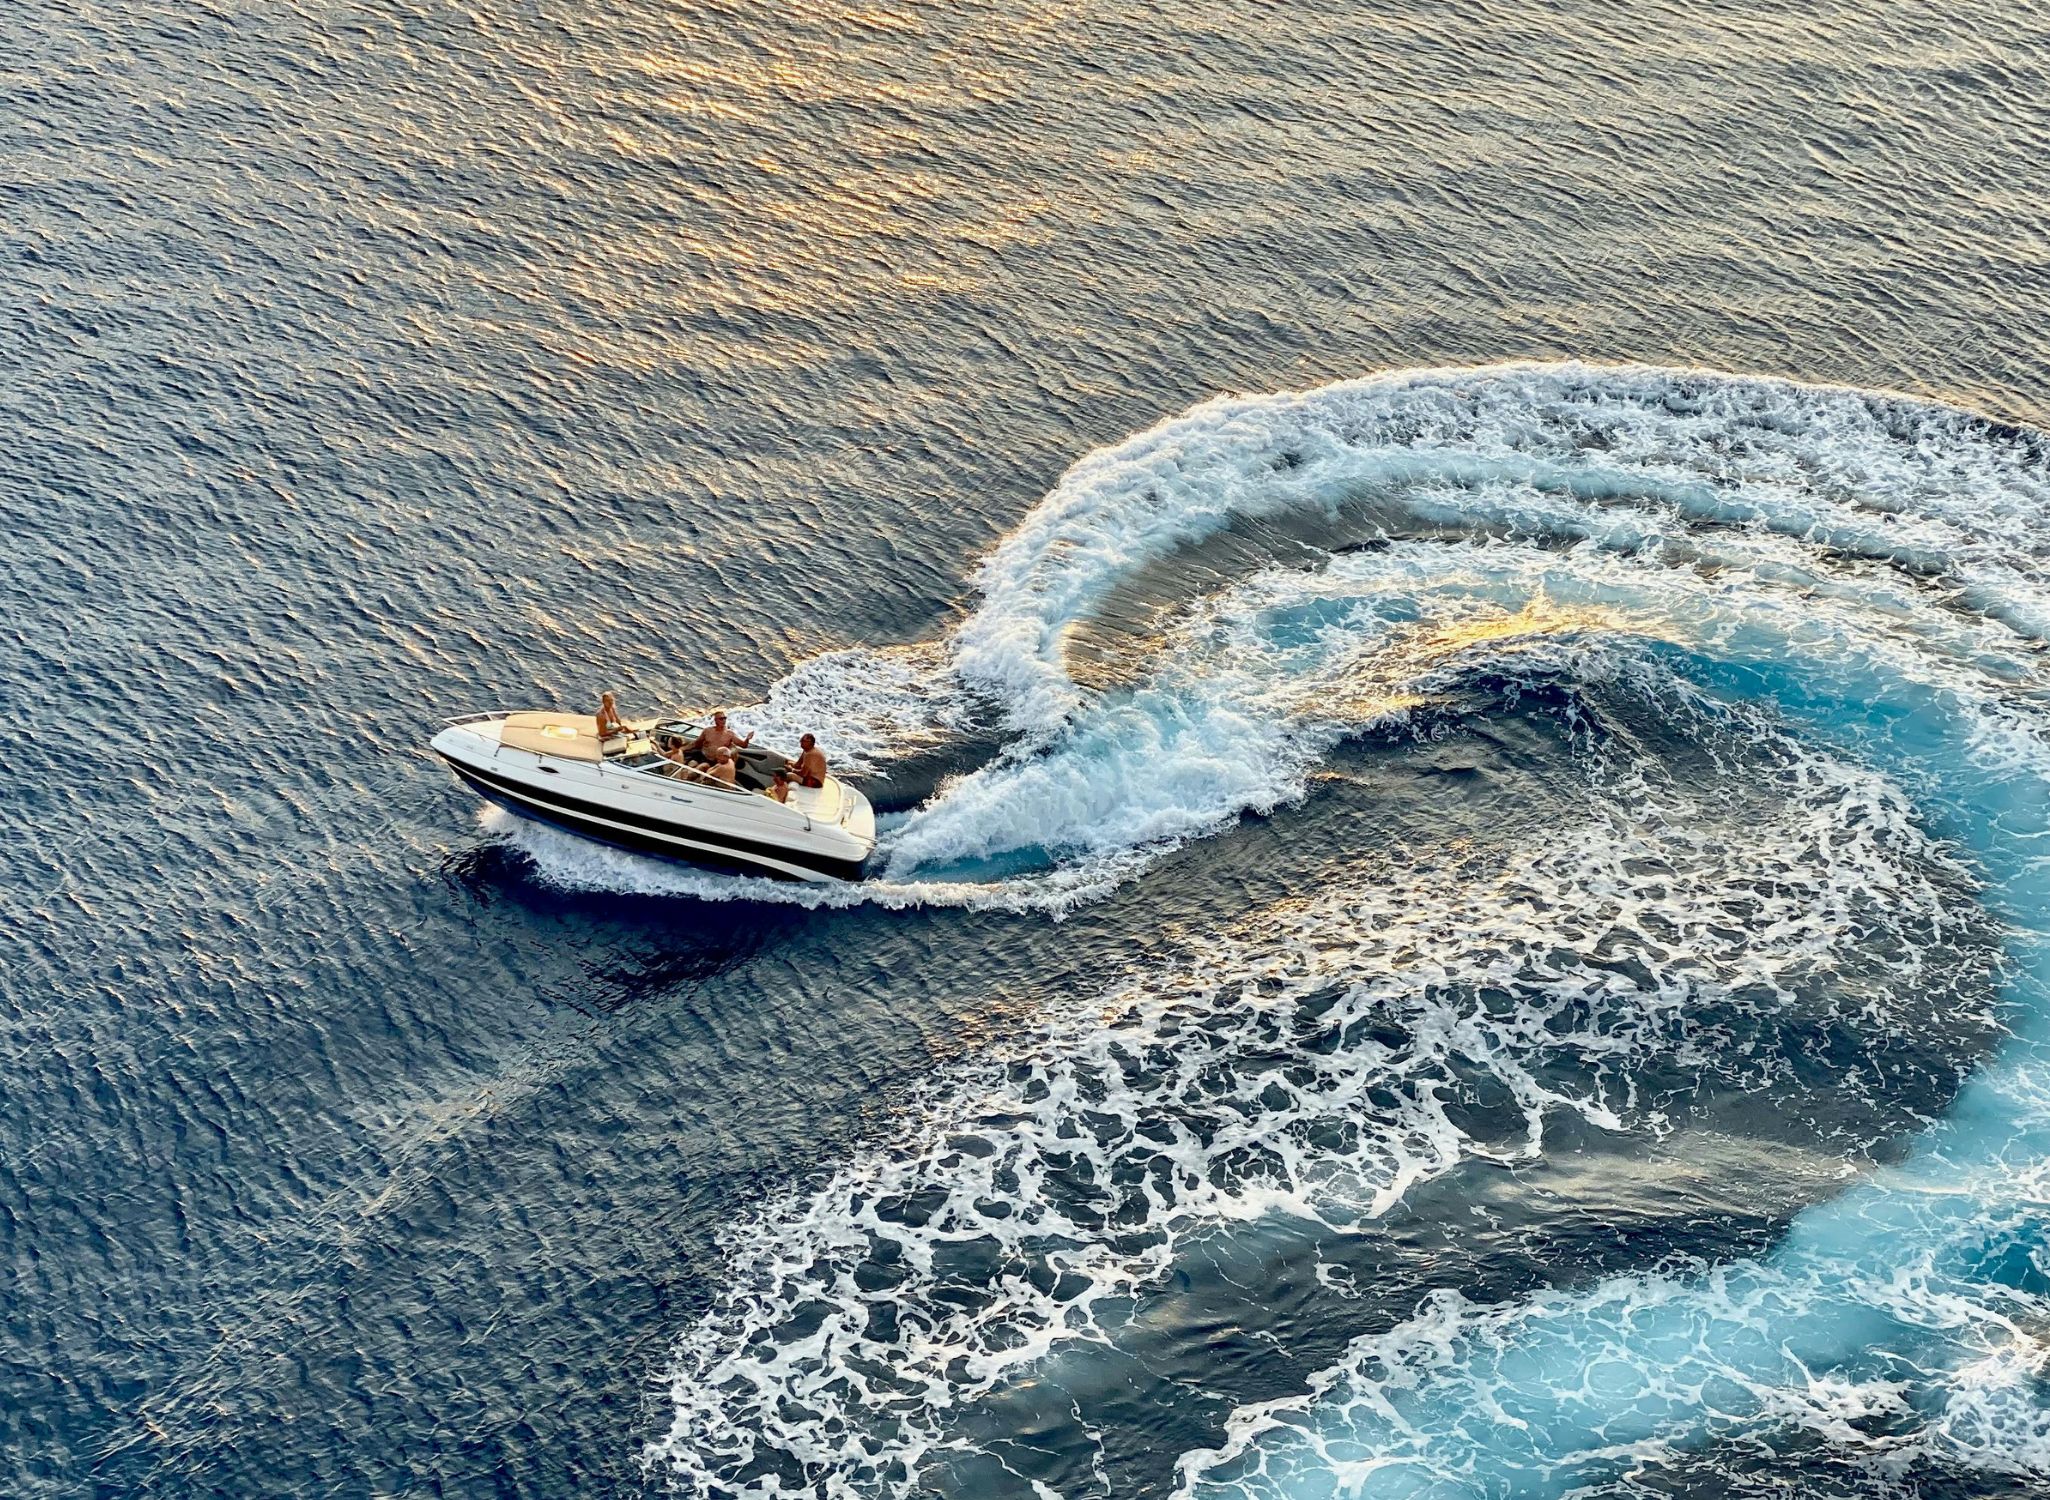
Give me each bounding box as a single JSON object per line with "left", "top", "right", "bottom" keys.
{"left": 436, "top": 842, "right": 820, "bottom": 1016}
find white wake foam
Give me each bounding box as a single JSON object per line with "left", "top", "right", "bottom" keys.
{"left": 626, "top": 363, "right": 2050, "bottom": 1495}
{"left": 498, "top": 562, "right": 1646, "bottom": 907}
{"left": 646, "top": 660, "right": 1987, "bottom": 1497}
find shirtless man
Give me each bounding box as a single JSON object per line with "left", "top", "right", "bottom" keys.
{"left": 767, "top": 767, "right": 793, "bottom": 804}
{"left": 594, "top": 691, "right": 628, "bottom": 740}
{"left": 791, "top": 733, "right": 827, "bottom": 789}
{"left": 706, "top": 747, "right": 740, "bottom": 786}
{"left": 686, "top": 710, "right": 752, "bottom": 762}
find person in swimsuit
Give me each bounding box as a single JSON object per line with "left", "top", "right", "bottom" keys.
{"left": 791, "top": 733, "right": 827, "bottom": 789}
{"left": 767, "top": 767, "right": 793, "bottom": 803}
{"left": 686, "top": 711, "right": 752, "bottom": 762}
{"left": 706, "top": 747, "right": 740, "bottom": 785}
{"left": 594, "top": 692, "right": 628, "bottom": 740}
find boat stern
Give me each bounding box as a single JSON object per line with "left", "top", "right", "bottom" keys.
{"left": 839, "top": 782, "right": 877, "bottom": 846}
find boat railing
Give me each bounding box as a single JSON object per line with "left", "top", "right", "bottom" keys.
{"left": 616, "top": 755, "right": 761, "bottom": 797}
{"left": 676, "top": 764, "right": 757, "bottom": 796}
{"left": 615, "top": 751, "right": 812, "bottom": 821}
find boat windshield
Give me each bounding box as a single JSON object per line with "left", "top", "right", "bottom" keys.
{"left": 618, "top": 718, "right": 787, "bottom": 796}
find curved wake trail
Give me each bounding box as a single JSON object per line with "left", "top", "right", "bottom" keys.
{"left": 518, "top": 361, "right": 2050, "bottom": 914}
{"left": 1180, "top": 668, "right": 2050, "bottom": 1499}
{"left": 649, "top": 690, "right": 1991, "bottom": 1496}
{"left": 629, "top": 363, "right": 2050, "bottom": 1495}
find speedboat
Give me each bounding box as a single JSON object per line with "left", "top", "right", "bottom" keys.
{"left": 429, "top": 711, "right": 877, "bottom": 882}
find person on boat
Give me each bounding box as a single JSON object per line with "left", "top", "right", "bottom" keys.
{"left": 686, "top": 711, "right": 752, "bottom": 762}
{"left": 767, "top": 766, "right": 793, "bottom": 803}
{"left": 792, "top": 733, "right": 827, "bottom": 788}
{"left": 594, "top": 692, "right": 628, "bottom": 740}
{"left": 706, "top": 747, "right": 740, "bottom": 786}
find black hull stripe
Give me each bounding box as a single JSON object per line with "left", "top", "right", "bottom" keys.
{"left": 443, "top": 757, "right": 868, "bottom": 882}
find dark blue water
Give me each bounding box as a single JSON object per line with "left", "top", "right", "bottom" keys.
{"left": 8, "top": 3, "right": 2050, "bottom": 1497}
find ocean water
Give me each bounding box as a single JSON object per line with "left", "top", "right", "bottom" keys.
{"left": 6, "top": 3, "right": 2050, "bottom": 1499}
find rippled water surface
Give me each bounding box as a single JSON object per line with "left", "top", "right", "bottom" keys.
{"left": 7, "top": 2, "right": 2050, "bottom": 1498}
